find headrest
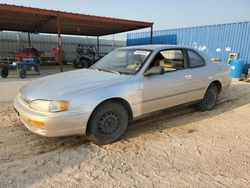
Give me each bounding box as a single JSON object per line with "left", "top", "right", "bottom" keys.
{"left": 159, "top": 59, "right": 174, "bottom": 68}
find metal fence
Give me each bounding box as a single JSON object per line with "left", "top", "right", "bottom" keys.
{"left": 0, "top": 31, "right": 125, "bottom": 62}
{"left": 127, "top": 21, "right": 250, "bottom": 63}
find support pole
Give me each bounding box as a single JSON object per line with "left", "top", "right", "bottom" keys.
{"left": 28, "top": 32, "right": 31, "bottom": 47}
{"left": 150, "top": 26, "right": 153, "bottom": 45}
{"left": 16, "top": 32, "right": 20, "bottom": 51}
{"left": 57, "top": 16, "right": 63, "bottom": 72}
{"left": 97, "top": 36, "right": 100, "bottom": 55}
{"left": 112, "top": 34, "right": 114, "bottom": 50}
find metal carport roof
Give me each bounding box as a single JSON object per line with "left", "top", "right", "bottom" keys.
{"left": 0, "top": 4, "right": 154, "bottom": 71}
{"left": 0, "top": 4, "right": 153, "bottom": 36}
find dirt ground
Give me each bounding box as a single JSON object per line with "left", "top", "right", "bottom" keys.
{"left": 0, "top": 71, "right": 250, "bottom": 187}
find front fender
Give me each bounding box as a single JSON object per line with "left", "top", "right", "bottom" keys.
{"left": 68, "top": 78, "right": 143, "bottom": 119}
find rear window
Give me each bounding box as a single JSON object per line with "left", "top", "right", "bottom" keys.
{"left": 188, "top": 50, "right": 205, "bottom": 68}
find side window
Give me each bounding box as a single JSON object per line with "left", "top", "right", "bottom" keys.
{"left": 188, "top": 50, "right": 205, "bottom": 68}
{"left": 150, "top": 49, "right": 185, "bottom": 73}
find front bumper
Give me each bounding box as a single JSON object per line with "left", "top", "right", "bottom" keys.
{"left": 14, "top": 96, "right": 90, "bottom": 137}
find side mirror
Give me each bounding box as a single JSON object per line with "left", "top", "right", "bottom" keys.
{"left": 144, "top": 66, "right": 164, "bottom": 76}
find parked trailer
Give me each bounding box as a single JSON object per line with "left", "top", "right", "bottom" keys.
{"left": 0, "top": 59, "right": 40, "bottom": 79}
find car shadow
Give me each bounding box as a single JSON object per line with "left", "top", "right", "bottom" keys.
{"left": 125, "top": 83, "right": 250, "bottom": 140}
{"left": 0, "top": 82, "right": 249, "bottom": 187}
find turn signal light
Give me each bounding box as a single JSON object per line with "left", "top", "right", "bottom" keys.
{"left": 28, "top": 119, "right": 45, "bottom": 127}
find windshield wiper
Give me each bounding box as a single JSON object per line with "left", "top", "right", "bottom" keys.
{"left": 90, "top": 67, "right": 99, "bottom": 71}
{"left": 97, "top": 68, "right": 120, "bottom": 74}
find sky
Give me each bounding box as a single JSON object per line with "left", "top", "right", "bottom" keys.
{"left": 1, "top": 0, "right": 250, "bottom": 40}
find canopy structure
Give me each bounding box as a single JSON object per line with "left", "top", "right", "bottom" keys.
{"left": 0, "top": 4, "right": 154, "bottom": 71}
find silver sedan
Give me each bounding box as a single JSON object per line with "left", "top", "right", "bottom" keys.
{"left": 14, "top": 45, "right": 231, "bottom": 145}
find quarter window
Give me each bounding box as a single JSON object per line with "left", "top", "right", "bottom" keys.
{"left": 188, "top": 50, "right": 205, "bottom": 68}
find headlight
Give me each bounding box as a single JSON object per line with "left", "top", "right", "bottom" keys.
{"left": 29, "top": 100, "right": 51, "bottom": 112}
{"left": 29, "top": 100, "right": 69, "bottom": 112}
{"left": 49, "top": 100, "right": 69, "bottom": 112}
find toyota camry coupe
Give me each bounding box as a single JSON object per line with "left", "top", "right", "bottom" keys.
{"left": 14, "top": 45, "right": 231, "bottom": 145}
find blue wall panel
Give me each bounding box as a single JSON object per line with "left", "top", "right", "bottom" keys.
{"left": 127, "top": 34, "right": 177, "bottom": 46}
{"left": 127, "top": 21, "right": 250, "bottom": 63}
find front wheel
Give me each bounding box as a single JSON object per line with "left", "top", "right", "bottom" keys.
{"left": 197, "top": 84, "right": 218, "bottom": 111}
{"left": 87, "top": 101, "right": 128, "bottom": 145}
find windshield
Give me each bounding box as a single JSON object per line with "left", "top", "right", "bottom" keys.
{"left": 92, "top": 49, "right": 151, "bottom": 75}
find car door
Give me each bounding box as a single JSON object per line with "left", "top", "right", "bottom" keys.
{"left": 141, "top": 49, "right": 197, "bottom": 114}
{"left": 184, "top": 49, "right": 212, "bottom": 101}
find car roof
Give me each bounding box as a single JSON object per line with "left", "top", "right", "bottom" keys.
{"left": 118, "top": 44, "right": 211, "bottom": 63}
{"left": 119, "top": 45, "right": 193, "bottom": 51}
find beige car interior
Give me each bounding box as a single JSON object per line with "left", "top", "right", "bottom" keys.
{"left": 154, "top": 50, "right": 185, "bottom": 72}
{"left": 126, "top": 54, "right": 144, "bottom": 71}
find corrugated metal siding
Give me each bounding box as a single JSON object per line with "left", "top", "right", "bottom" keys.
{"left": 0, "top": 32, "right": 125, "bottom": 61}
{"left": 127, "top": 34, "right": 177, "bottom": 46}
{"left": 127, "top": 21, "right": 250, "bottom": 63}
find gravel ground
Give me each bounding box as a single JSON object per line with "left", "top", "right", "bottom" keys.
{"left": 0, "top": 76, "right": 249, "bottom": 187}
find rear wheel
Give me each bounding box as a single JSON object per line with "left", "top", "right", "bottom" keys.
{"left": 197, "top": 84, "right": 218, "bottom": 111}
{"left": 87, "top": 101, "right": 128, "bottom": 145}
{"left": 0, "top": 66, "right": 9, "bottom": 78}
{"left": 78, "top": 62, "right": 83, "bottom": 69}
{"left": 19, "top": 69, "right": 26, "bottom": 79}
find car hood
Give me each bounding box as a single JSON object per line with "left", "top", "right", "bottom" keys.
{"left": 20, "top": 69, "right": 130, "bottom": 101}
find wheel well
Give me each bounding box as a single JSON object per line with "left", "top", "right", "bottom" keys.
{"left": 210, "top": 80, "right": 222, "bottom": 94}
{"left": 86, "top": 98, "right": 133, "bottom": 135}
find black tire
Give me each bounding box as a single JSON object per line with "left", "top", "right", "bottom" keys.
{"left": 35, "top": 66, "right": 39, "bottom": 72}
{"left": 197, "top": 84, "right": 218, "bottom": 111}
{"left": 1, "top": 66, "right": 9, "bottom": 78}
{"left": 81, "top": 59, "right": 90, "bottom": 68}
{"left": 73, "top": 59, "right": 78, "bottom": 68}
{"left": 19, "top": 69, "right": 26, "bottom": 79}
{"left": 78, "top": 62, "right": 83, "bottom": 69}
{"left": 87, "top": 101, "right": 128, "bottom": 145}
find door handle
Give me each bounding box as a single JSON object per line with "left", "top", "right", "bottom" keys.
{"left": 185, "top": 75, "right": 192, "bottom": 80}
